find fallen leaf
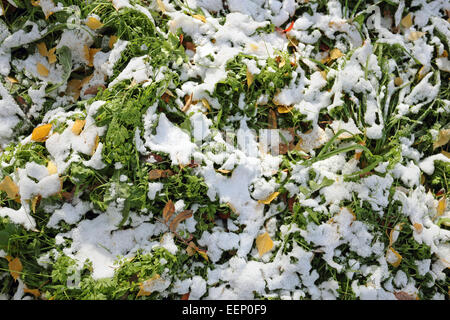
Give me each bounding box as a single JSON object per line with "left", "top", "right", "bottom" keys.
{"left": 258, "top": 192, "right": 280, "bottom": 205}
{"left": 31, "top": 124, "right": 52, "bottom": 142}
{"left": 401, "top": 13, "right": 413, "bottom": 28}
{"left": 36, "top": 42, "right": 48, "bottom": 57}
{"left": 413, "top": 223, "right": 423, "bottom": 233}
{"left": 91, "top": 135, "right": 99, "bottom": 155}
{"left": 442, "top": 150, "right": 450, "bottom": 158}
{"left": 137, "top": 274, "right": 160, "bottom": 297}
{"left": 169, "top": 210, "right": 193, "bottom": 232}
{"left": 163, "top": 200, "right": 175, "bottom": 223}
{"left": 156, "top": 0, "right": 166, "bottom": 12}
{"left": 329, "top": 48, "right": 344, "bottom": 60}
{"left": 86, "top": 16, "right": 104, "bottom": 30}
{"left": 84, "top": 84, "right": 106, "bottom": 96}
{"left": 246, "top": 68, "right": 254, "bottom": 87}
{"left": 108, "top": 35, "right": 118, "bottom": 49}
{"left": 66, "top": 79, "right": 82, "bottom": 101}
{"left": 255, "top": 232, "right": 274, "bottom": 257}
{"left": 433, "top": 129, "right": 450, "bottom": 150}
{"left": 268, "top": 108, "right": 277, "bottom": 129}
{"left": 36, "top": 62, "right": 49, "bottom": 77}
{"left": 389, "top": 223, "right": 404, "bottom": 246}
{"left": 216, "top": 169, "right": 231, "bottom": 174}
{"left": 394, "top": 291, "right": 417, "bottom": 300}
{"left": 31, "top": 195, "right": 41, "bottom": 213}
{"left": 386, "top": 247, "right": 402, "bottom": 267}
{"left": 184, "top": 41, "right": 196, "bottom": 52}
{"left": 88, "top": 48, "right": 101, "bottom": 67}
{"left": 71, "top": 119, "right": 86, "bottom": 135}
{"left": 31, "top": 0, "right": 40, "bottom": 6}
{"left": 437, "top": 197, "right": 447, "bottom": 217}
{"left": 282, "top": 21, "right": 295, "bottom": 33}
{"left": 23, "top": 287, "right": 41, "bottom": 298}
{"left": 148, "top": 169, "right": 163, "bottom": 180}
{"left": 186, "top": 241, "right": 209, "bottom": 262}
{"left": 201, "top": 98, "right": 211, "bottom": 112}
{"left": 181, "top": 292, "right": 190, "bottom": 300}
{"left": 192, "top": 14, "right": 206, "bottom": 23}
{"left": 47, "top": 47, "right": 57, "bottom": 64}
{"left": 0, "top": 176, "right": 20, "bottom": 200}
{"left": 6, "top": 76, "right": 18, "bottom": 83}
{"left": 6, "top": 256, "right": 22, "bottom": 281}
{"left": 46, "top": 161, "right": 57, "bottom": 175}
{"left": 408, "top": 31, "right": 425, "bottom": 41}
{"left": 181, "top": 93, "right": 193, "bottom": 112}
{"left": 277, "top": 105, "right": 294, "bottom": 114}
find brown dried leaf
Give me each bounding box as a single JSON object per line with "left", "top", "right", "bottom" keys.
{"left": 268, "top": 108, "right": 277, "bottom": 129}
{"left": 163, "top": 200, "right": 175, "bottom": 223}
{"left": 148, "top": 169, "right": 163, "bottom": 180}
{"left": 23, "top": 287, "right": 41, "bottom": 298}
{"left": 169, "top": 210, "right": 193, "bottom": 232}
{"left": 181, "top": 93, "right": 193, "bottom": 112}
{"left": 394, "top": 291, "right": 417, "bottom": 300}
{"left": 109, "top": 35, "right": 118, "bottom": 49}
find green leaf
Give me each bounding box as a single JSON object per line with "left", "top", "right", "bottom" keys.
{"left": 46, "top": 46, "right": 72, "bottom": 93}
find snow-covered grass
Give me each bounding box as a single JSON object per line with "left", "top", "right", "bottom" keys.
{"left": 0, "top": 0, "right": 448, "bottom": 300}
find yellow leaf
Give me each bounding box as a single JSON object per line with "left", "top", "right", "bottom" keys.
{"left": 6, "top": 76, "right": 18, "bottom": 83}
{"left": 433, "top": 129, "right": 450, "bottom": 150}
{"left": 23, "top": 287, "right": 40, "bottom": 298}
{"left": 258, "top": 191, "right": 280, "bottom": 205}
{"left": 201, "top": 98, "right": 211, "bottom": 112}
{"left": 192, "top": 14, "right": 206, "bottom": 23}
{"left": 108, "top": 35, "right": 118, "bottom": 49}
{"left": 329, "top": 48, "right": 344, "bottom": 60}
{"left": 216, "top": 169, "right": 231, "bottom": 174}
{"left": 7, "top": 257, "right": 23, "bottom": 281}
{"left": 186, "top": 242, "right": 209, "bottom": 262}
{"left": 386, "top": 247, "right": 402, "bottom": 267}
{"left": 246, "top": 68, "right": 254, "bottom": 87}
{"left": 0, "top": 176, "right": 20, "bottom": 200}
{"left": 408, "top": 31, "right": 425, "bottom": 41}
{"left": 437, "top": 197, "right": 447, "bottom": 217}
{"left": 137, "top": 274, "right": 160, "bottom": 297}
{"left": 31, "top": 123, "right": 52, "bottom": 142}
{"left": 156, "top": 0, "right": 166, "bottom": 12}
{"left": 31, "top": 195, "right": 40, "bottom": 213}
{"left": 47, "top": 161, "right": 58, "bottom": 175}
{"left": 255, "top": 232, "right": 274, "bottom": 257}
{"left": 401, "top": 13, "right": 413, "bottom": 28}
{"left": 88, "top": 48, "right": 101, "bottom": 67}
{"left": 71, "top": 119, "right": 86, "bottom": 135}
{"left": 36, "top": 62, "right": 49, "bottom": 77}
{"left": 86, "top": 16, "right": 104, "bottom": 30}
{"left": 31, "top": 0, "right": 40, "bottom": 6}
{"left": 47, "top": 47, "right": 57, "bottom": 64}
{"left": 320, "top": 71, "right": 327, "bottom": 80}
{"left": 227, "top": 202, "right": 237, "bottom": 214}
{"left": 91, "top": 135, "right": 99, "bottom": 155}
{"left": 442, "top": 150, "right": 450, "bottom": 158}
{"left": 36, "top": 42, "right": 48, "bottom": 57}
{"left": 277, "top": 105, "right": 294, "bottom": 114}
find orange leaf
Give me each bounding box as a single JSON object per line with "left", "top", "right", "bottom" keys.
{"left": 31, "top": 123, "right": 52, "bottom": 142}
{"left": 36, "top": 62, "right": 49, "bottom": 77}
{"left": 186, "top": 241, "right": 209, "bottom": 262}
{"left": 282, "top": 21, "right": 295, "bottom": 33}
{"left": 71, "top": 119, "right": 86, "bottom": 135}
{"left": 108, "top": 35, "right": 118, "bottom": 49}
{"left": 386, "top": 247, "right": 402, "bottom": 267}
{"left": 255, "top": 232, "right": 274, "bottom": 257}
{"left": 181, "top": 292, "right": 190, "bottom": 300}
{"left": 163, "top": 200, "right": 175, "bottom": 223}
{"left": 413, "top": 223, "right": 423, "bottom": 233}
{"left": 66, "top": 79, "right": 82, "bottom": 101}
{"left": 0, "top": 176, "right": 20, "bottom": 200}
{"left": 169, "top": 210, "right": 193, "bottom": 232}
{"left": 7, "top": 256, "right": 23, "bottom": 281}
{"left": 88, "top": 48, "right": 101, "bottom": 67}
{"left": 137, "top": 274, "right": 160, "bottom": 297}
{"left": 258, "top": 191, "right": 280, "bottom": 205}
{"left": 329, "top": 48, "right": 344, "bottom": 60}
{"left": 86, "top": 17, "right": 104, "bottom": 30}
{"left": 394, "top": 77, "right": 403, "bottom": 86}
{"left": 148, "top": 169, "right": 164, "bottom": 180}
{"left": 23, "top": 287, "right": 41, "bottom": 298}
